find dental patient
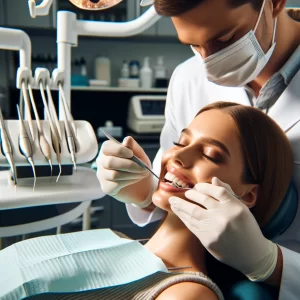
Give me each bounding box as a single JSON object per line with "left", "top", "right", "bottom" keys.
{"left": 140, "top": 101, "right": 294, "bottom": 299}
{"left": 0, "top": 102, "right": 293, "bottom": 300}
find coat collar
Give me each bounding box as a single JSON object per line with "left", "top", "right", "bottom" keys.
{"left": 265, "top": 69, "right": 300, "bottom": 133}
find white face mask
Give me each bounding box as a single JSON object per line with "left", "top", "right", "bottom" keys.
{"left": 191, "top": 0, "right": 277, "bottom": 87}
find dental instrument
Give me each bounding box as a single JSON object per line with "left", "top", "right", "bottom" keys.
{"left": 45, "top": 84, "right": 62, "bottom": 141}
{"left": 39, "top": 81, "right": 62, "bottom": 182}
{"left": 28, "top": 83, "right": 53, "bottom": 178}
{"left": 101, "top": 129, "right": 160, "bottom": 180}
{"left": 21, "top": 81, "right": 35, "bottom": 141}
{"left": 58, "top": 83, "right": 76, "bottom": 137}
{"left": 58, "top": 84, "right": 77, "bottom": 171}
{"left": 16, "top": 104, "right": 36, "bottom": 191}
{"left": 0, "top": 107, "right": 17, "bottom": 187}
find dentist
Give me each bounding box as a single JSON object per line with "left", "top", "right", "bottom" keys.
{"left": 97, "top": 0, "right": 300, "bottom": 298}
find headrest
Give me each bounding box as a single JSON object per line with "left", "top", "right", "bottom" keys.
{"left": 262, "top": 182, "right": 298, "bottom": 240}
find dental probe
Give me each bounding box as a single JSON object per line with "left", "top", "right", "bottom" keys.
{"left": 101, "top": 129, "right": 160, "bottom": 180}
{"left": 21, "top": 81, "right": 35, "bottom": 142}
{"left": 45, "top": 84, "right": 62, "bottom": 141}
{"left": 58, "top": 83, "right": 76, "bottom": 137}
{"left": 0, "top": 107, "right": 17, "bottom": 187}
{"left": 16, "top": 105, "right": 36, "bottom": 191}
{"left": 28, "top": 83, "right": 53, "bottom": 179}
{"left": 58, "top": 84, "right": 77, "bottom": 171}
{"left": 39, "top": 82, "right": 62, "bottom": 182}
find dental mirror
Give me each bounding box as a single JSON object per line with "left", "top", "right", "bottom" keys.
{"left": 68, "top": 0, "right": 123, "bottom": 10}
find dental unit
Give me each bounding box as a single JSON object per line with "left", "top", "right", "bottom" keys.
{"left": 0, "top": 1, "right": 160, "bottom": 207}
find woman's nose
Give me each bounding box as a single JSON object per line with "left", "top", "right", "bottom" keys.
{"left": 171, "top": 148, "right": 195, "bottom": 168}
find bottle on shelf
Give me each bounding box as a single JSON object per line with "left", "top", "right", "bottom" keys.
{"left": 129, "top": 60, "right": 140, "bottom": 79}
{"left": 120, "top": 60, "right": 130, "bottom": 78}
{"left": 140, "top": 57, "right": 153, "bottom": 89}
{"left": 154, "top": 56, "right": 169, "bottom": 88}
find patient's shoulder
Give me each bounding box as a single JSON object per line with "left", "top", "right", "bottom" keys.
{"left": 156, "top": 281, "right": 218, "bottom": 300}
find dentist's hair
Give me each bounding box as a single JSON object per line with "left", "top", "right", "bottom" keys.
{"left": 197, "top": 101, "right": 293, "bottom": 227}
{"left": 154, "top": 0, "right": 263, "bottom": 16}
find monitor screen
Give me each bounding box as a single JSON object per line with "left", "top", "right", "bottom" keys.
{"left": 141, "top": 100, "right": 166, "bottom": 116}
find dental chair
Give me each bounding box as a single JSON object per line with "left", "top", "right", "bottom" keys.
{"left": 218, "top": 182, "right": 298, "bottom": 299}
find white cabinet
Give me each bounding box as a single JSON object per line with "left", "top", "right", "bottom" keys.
{"left": 4, "top": 0, "right": 54, "bottom": 28}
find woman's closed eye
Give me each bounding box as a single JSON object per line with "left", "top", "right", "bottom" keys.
{"left": 173, "top": 141, "right": 224, "bottom": 164}
{"left": 173, "top": 141, "right": 186, "bottom": 147}
{"left": 203, "top": 153, "right": 224, "bottom": 164}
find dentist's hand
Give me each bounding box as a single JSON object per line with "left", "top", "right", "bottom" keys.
{"left": 169, "top": 177, "right": 278, "bottom": 282}
{"left": 97, "top": 136, "right": 155, "bottom": 208}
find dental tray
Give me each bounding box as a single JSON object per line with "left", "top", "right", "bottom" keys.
{"left": 0, "top": 120, "right": 98, "bottom": 166}
{"left": 0, "top": 166, "right": 104, "bottom": 210}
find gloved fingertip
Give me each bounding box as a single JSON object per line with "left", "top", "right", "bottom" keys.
{"left": 194, "top": 183, "right": 203, "bottom": 190}
{"left": 168, "top": 197, "right": 177, "bottom": 204}
{"left": 122, "top": 136, "right": 136, "bottom": 150}
{"left": 122, "top": 136, "right": 130, "bottom": 145}
{"left": 184, "top": 189, "right": 194, "bottom": 198}
{"left": 212, "top": 177, "right": 220, "bottom": 185}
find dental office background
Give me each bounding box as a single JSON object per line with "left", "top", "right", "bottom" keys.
{"left": 0, "top": 0, "right": 299, "bottom": 244}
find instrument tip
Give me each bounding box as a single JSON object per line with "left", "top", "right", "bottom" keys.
{"left": 56, "top": 162, "right": 62, "bottom": 183}
{"left": 71, "top": 152, "right": 77, "bottom": 171}
{"left": 48, "top": 159, "right": 53, "bottom": 183}
{"left": 73, "top": 160, "right": 77, "bottom": 172}
{"left": 28, "top": 157, "right": 36, "bottom": 191}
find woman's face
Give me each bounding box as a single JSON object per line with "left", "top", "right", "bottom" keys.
{"left": 153, "top": 109, "right": 251, "bottom": 212}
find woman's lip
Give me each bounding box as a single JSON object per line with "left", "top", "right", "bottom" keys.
{"left": 166, "top": 165, "right": 194, "bottom": 186}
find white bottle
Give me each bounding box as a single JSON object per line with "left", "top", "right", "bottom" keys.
{"left": 121, "top": 60, "right": 130, "bottom": 78}
{"left": 155, "top": 56, "right": 167, "bottom": 79}
{"left": 140, "top": 57, "right": 153, "bottom": 89}
{"left": 95, "top": 57, "right": 111, "bottom": 86}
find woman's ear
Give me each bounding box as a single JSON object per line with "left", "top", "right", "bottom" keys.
{"left": 241, "top": 185, "right": 259, "bottom": 208}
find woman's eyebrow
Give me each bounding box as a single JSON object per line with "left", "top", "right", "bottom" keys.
{"left": 201, "top": 137, "right": 230, "bottom": 157}
{"left": 181, "top": 129, "right": 230, "bottom": 157}
{"left": 181, "top": 128, "right": 191, "bottom": 135}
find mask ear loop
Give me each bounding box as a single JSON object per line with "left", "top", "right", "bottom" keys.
{"left": 254, "top": 0, "right": 267, "bottom": 32}
{"left": 271, "top": 18, "right": 277, "bottom": 44}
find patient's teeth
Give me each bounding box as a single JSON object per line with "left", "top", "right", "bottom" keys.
{"left": 169, "top": 174, "right": 176, "bottom": 181}
{"left": 164, "top": 172, "right": 190, "bottom": 188}
{"left": 177, "top": 180, "right": 184, "bottom": 186}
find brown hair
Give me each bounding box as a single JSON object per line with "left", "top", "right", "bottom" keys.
{"left": 198, "top": 101, "right": 294, "bottom": 227}
{"left": 154, "top": 0, "right": 263, "bottom": 17}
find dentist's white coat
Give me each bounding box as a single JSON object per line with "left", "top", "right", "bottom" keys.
{"left": 127, "top": 55, "right": 300, "bottom": 300}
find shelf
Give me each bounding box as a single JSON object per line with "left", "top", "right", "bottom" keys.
{"left": 71, "top": 86, "right": 168, "bottom": 93}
